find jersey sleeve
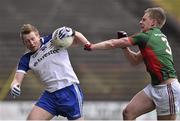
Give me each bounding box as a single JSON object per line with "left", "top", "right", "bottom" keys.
{"left": 16, "top": 53, "right": 31, "bottom": 73}
{"left": 129, "top": 32, "right": 149, "bottom": 46}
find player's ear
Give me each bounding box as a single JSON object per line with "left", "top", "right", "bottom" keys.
{"left": 151, "top": 19, "right": 157, "bottom": 27}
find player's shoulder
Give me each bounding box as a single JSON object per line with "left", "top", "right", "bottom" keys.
{"left": 41, "top": 34, "right": 53, "bottom": 44}
{"left": 147, "top": 27, "right": 161, "bottom": 34}
{"left": 131, "top": 31, "right": 147, "bottom": 39}
{"left": 20, "top": 51, "right": 34, "bottom": 60}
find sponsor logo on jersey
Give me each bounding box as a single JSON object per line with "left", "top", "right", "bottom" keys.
{"left": 32, "top": 52, "right": 38, "bottom": 58}
{"left": 40, "top": 45, "right": 47, "bottom": 51}
{"left": 33, "top": 48, "right": 60, "bottom": 67}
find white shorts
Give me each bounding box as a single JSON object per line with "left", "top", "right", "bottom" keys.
{"left": 143, "top": 79, "right": 180, "bottom": 116}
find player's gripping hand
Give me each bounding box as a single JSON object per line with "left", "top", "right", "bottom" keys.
{"left": 84, "top": 43, "right": 92, "bottom": 51}
{"left": 58, "top": 26, "right": 75, "bottom": 39}
{"left": 11, "top": 84, "right": 21, "bottom": 97}
{"left": 117, "top": 31, "right": 128, "bottom": 39}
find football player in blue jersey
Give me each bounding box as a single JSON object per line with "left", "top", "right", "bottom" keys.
{"left": 10, "top": 24, "right": 90, "bottom": 120}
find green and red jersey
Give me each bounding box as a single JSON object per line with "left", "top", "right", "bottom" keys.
{"left": 129, "top": 27, "right": 177, "bottom": 85}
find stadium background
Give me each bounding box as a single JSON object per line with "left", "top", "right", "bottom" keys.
{"left": 0, "top": 0, "right": 180, "bottom": 120}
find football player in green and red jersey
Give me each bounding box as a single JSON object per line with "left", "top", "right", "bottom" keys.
{"left": 84, "top": 7, "right": 180, "bottom": 120}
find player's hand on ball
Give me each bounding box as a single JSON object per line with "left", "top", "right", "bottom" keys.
{"left": 84, "top": 43, "right": 92, "bottom": 51}
{"left": 52, "top": 26, "right": 75, "bottom": 48}
{"left": 117, "top": 31, "right": 128, "bottom": 39}
{"left": 11, "top": 84, "right": 21, "bottom": 97}
{"left": 58, "top": 26, "right": 75, "bottom": 39}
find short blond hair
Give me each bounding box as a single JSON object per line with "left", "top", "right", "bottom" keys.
{"left": 20, "top": 24, "right": 39, "bottom": 40}
{"left": 145, "top": 7, "right": 166, "bottom": 28}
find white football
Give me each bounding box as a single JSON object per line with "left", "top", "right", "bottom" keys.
{"left": 52, "top": 28, "right": 74, "bottom": 48}
{"left": 52, "top": 36, "right": 74, "bottom": 48}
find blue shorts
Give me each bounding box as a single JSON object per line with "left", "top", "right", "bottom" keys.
{"left": 35, "top": 84, "right": 83, "bottom": 120}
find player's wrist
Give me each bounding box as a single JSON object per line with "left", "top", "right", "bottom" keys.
{"left": 84, "top": 43, "right": 92, "bottom": 51}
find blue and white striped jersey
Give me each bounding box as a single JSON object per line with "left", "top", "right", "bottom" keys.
{"left": 16, "top": 34, "right": 79, "bottom": 92}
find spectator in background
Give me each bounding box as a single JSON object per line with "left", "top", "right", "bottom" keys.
{"left": 85, "top": 7, "right": 180, "bottom": 120}
{"left": 10, "top": 24, "right": 90, "bottom": 120}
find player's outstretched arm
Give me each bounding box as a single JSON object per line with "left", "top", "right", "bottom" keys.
{"left": 84, "top": 31, "right": 132, "bottom": 51}
{"left": 10, "top": 72, "right": 24, "bottom": 98}
{"left": 85, "top": 37, "right": 131, "bottom": 51}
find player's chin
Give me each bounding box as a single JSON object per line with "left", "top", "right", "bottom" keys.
{"left": 141, "top": 27, "right": 147, "bottom": 32}
{"left": 140, "top": 26, "right": 144, "bottom": 30}
{"left": 29, "top": 47, "right": 38, "bottom": 52}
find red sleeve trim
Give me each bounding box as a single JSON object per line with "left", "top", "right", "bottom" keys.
{"left": 128, "top": 37, "right": 135, "bottom": 45}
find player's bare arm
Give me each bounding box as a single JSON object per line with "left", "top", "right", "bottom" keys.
{"left": 90, "top": 37, "right": 132, "bottom": 50}
{"left": 122, "top": 48, "right": 143, "bottom": 65}
{"left": 11, "top": 72, "right": 25, "bottom": 87}
{"left": 73, "top": 31, "right": 90, "bottom": 45}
